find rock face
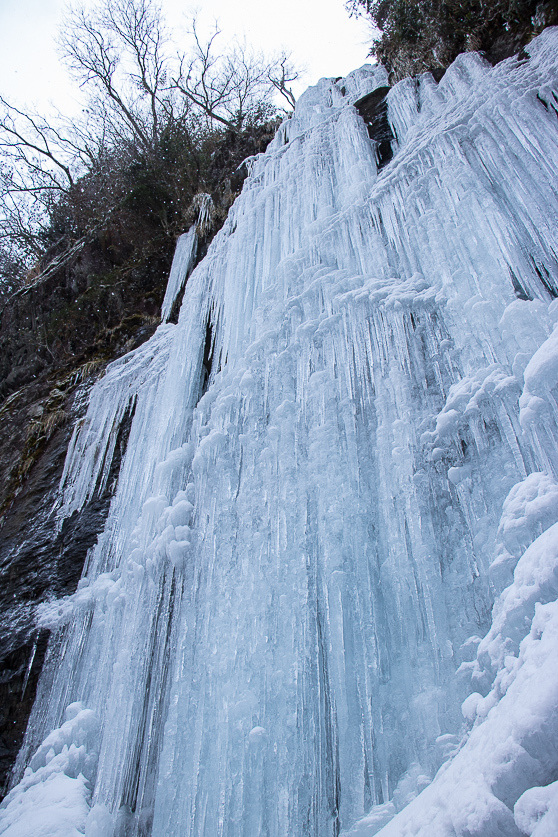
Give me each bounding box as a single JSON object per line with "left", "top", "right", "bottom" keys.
{"left": 354, "top": 87, "right": 395, "bottom": 169}
{"left": 0, "top": 213, "right": 180, "bottom": 793}
{"left": 0, "top": 377, "right": 134, "bottom": 796}
{"left": 0, "top": 241, "right": 163, "bottom": 795}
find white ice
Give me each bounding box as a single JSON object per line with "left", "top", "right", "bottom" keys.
{"left": 160, "top": 228, "right": 197, "bottom": 323}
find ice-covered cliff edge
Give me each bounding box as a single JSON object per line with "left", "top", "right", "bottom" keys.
{"left": 2, "top": 28, "right": 558, "bottom": 837}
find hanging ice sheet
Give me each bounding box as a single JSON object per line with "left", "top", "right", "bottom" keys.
{"left": 160, "top": 228, "right": 197, "bottom": 323}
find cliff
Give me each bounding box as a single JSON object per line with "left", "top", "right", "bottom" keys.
{"left": 2, "top": 27, "right": 558, "bottom": 837}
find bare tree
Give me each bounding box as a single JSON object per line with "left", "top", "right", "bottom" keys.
{"left": 0, "top": 0, "right": 174, "bottom": 271}
{"left": 0, "top": 99, "right": 77, "bottom": 191}
{"left": 0, "top": 98, "right": 84, "bottom": 265}
{"left": 269, "top": 57, "right": 299, "bottom": 111}
{"left": 59, "top": 0, "right": 178, "bottom": 151}
{"left": 172, "top": 18, "right": 299, "bottom": 131}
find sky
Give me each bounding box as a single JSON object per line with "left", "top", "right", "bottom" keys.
{"left": 0, "top": 0, "right": 375, "bottom": 116}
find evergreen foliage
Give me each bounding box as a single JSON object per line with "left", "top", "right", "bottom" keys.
{"left": 347, "top": 0, "right": 558, "bottom": 80}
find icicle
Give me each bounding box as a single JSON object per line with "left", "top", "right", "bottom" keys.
{"left": 57, "top": 324, "right": 175, "bottom": 519}
{"left": 160, "top": 228, "right": 197, "bottom": 322}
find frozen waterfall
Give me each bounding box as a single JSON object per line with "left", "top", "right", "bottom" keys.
{"left": 3, "top": 28, "right": 558, "bottom": 837}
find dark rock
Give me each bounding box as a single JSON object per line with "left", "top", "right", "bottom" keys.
{"left": 354, "top": 87, "right": 395, "bottom": 169}
{"left": 0, "top": 632, "right": 49, "bottom": 796}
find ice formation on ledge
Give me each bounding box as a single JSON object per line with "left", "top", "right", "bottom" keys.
{"left": 2, "top": 27, "right": 558, "bottom": 837}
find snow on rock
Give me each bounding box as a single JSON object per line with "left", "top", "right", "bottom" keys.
{"left": 515, "top": 779, "right": 558, "bottom": 836}
{"left": 368, "top": 592, "right": 558, "bottom": 837}
{"left": 360, "top": 521, "right": 558, "bottom": 836}
{"left": 6, "top": 26, "right": 558, "bottom": 837}
{"left": 472, "top": 522, "right": 558, "bottom": 697}
{"left": 490, "top": 472, "right": 558, "bottom": 588}
{"left": 498, "top": 474, "right": 558, "bottom": 556}
{"left": 522, "top": 326, "right": 558, "bottom": 402}
{"left": 0, "top": 704, "right": 98, "bottom": 837}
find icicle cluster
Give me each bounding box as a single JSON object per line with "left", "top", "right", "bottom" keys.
{"left": 3, "top": 28, "right": 558, "bottom": 837}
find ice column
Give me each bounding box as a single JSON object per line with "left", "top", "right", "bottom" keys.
{"left": 160, "top": 228, "right": 197, "bottom": 322}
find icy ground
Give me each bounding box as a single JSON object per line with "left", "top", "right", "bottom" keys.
{"left": 2, "top": 28, "right": 558, "bottom": 837}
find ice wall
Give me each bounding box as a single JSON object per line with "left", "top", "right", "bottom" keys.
{"left": 3, "top": 28, "right": 558, "bottom": 837}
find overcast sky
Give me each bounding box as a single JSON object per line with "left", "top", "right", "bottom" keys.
{"left": 0, "top": 0, "right": 375, "bottom": 115}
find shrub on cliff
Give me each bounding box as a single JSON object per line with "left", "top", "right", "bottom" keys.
{"left": 0, "top": 0, "right": 297, "bottom": 405}
{"left": 347, "top": 0, "right": 558, "bottom": 80}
